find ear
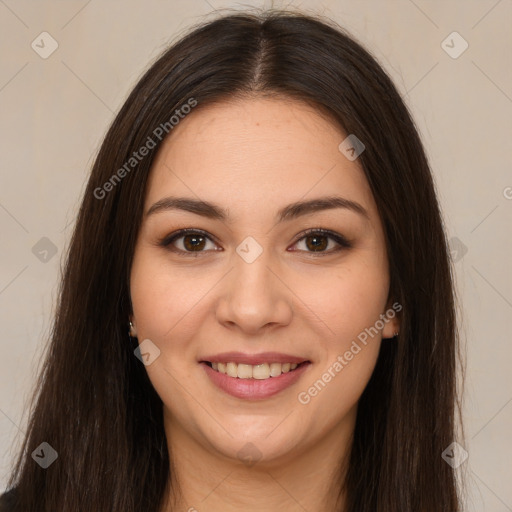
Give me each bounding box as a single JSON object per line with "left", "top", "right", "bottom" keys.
{"left": 381, "top": 298, "right": 402, "bottom": 339}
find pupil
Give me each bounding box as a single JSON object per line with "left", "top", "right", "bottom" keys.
{"left": 184, "top": 235, "right": 205, "bottom": 251}
{"left": 307, "top": 235, "right": 327, "bottom": 252}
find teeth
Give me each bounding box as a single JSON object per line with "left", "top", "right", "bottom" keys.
{"left": 252, "top": 363, "right": 269, "bottom": 380}
{"left": 269, "top": 362, "right": 282, "bottom": 377}
{"left": 227, "top": 362, "right": 238, "bottom": 378}
{"left": 237, "top": 363, "right": 252, "bottom": 379}
{"left": 209, "top": 361, "right": 303, "bottom": 379}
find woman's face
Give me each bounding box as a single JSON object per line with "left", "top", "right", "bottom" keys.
{"left": 130, "top": 96, "right": 400, "bottom": 466}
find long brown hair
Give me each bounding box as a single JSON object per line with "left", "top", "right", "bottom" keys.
{"left": 4, "top": 9, "right": 464, "bottom": 511}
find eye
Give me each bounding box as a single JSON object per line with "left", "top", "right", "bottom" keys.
{"left": 159, "top": 228, "right": 351, "bottom": 256}
{"left": 159, "top": 229, "right": 220, "bottom": 256}
{"left": 289, "top": 228, "right": 351, "bottom": 255}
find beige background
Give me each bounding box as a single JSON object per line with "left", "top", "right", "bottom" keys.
{"left": 0, "top": 0, "right": 511, "bottom": 510}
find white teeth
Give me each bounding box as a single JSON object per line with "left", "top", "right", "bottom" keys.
{"left": 209, "top": 361, "right": 303, "bottom": 379}
{"left": 252, "top": 363, "right": 270, "bottom": 380}
{"left": 227, "top": 362, "right": 238, "bottom": 378}
{"left": 237, "top": 363, "right": 252, "bottom": 379}
{"left": 269, "top": 362, "right": 282, "bottom": 377}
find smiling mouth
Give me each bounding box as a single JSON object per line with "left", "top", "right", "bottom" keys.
{"left": 202, "top": 361, "right": 309, "bottom": 380}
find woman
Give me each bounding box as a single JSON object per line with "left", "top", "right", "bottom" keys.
{"left": 1, "top": 9, "right": 464, "bottom": 511}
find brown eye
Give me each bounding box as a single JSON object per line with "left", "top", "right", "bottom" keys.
{"left": 182, "top": 233, "right": 207, "bottom": 251}
{"left": 160, "top": 229, "right": 219, "bottom": 254}
{"left": 303, "top": 234, "right": 329, "bottom": 251}
{"left": 290, "top": 229, "right": 351, "bottom": 255}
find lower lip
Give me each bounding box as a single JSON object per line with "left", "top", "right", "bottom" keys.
{"left": 201, "top": 362, "right": 311, "bottom": 400}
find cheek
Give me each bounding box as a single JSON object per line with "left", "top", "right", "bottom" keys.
{"left": 295, "top": 270, "right": 387, "bottom": 423}
{"left": 294, "top": 262, "right": 388, "bottom": 424}
{"left": 129, "top": 251, "right": 210, "bottom": 343}
{"left": 297, "top": 343, "right": 380, "bottom": 437}
{"left": 299, "top": 257, "right": 389, "bottom": 344}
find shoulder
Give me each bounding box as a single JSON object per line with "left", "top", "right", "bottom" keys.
{"left": 0, "top": 488, "right": 17, "bottom": 512}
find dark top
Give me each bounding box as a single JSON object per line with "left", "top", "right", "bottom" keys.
{"left": 0, "top": 488, "right": 17, "bottom": 512}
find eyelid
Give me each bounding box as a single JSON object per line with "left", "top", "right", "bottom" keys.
{"left": 158, "top": 227, "right": 351, "bottom": 255}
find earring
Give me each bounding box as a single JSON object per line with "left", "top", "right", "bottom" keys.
{"left": 393, "top": 331, "right": 399, "bottom": 337}
{"left": 129, "top": 320, "right": 136, "bottom": 338}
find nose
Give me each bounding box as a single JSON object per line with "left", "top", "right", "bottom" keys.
{"left": 215, "top": 248, "right": 293, "bottom": 335}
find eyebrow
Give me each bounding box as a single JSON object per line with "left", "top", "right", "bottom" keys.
{"left": 145, "top": 195, "right": 369, "bottom": 222}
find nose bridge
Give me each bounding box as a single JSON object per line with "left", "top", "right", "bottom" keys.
{"left": 234, "top": 245, "right": 271, "bottom": 294}
{"left": 215, "top": 237, "right": 292, "bottom": 332}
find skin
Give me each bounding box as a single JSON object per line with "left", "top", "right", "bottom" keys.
{"left": 129, "top": 96, "right": 400, "bottom": 512}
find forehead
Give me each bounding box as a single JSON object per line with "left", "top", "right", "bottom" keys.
{"left": 144, "top": 96, "right": 378, "bottom": 225}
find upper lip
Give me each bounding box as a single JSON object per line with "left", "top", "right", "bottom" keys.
{"left": 200, "top": 352, "right": 309, "bottom": 365}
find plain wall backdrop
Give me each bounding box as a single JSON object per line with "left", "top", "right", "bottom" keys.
{"left": 0, "top": 0, "right": 511, "bottom": 510}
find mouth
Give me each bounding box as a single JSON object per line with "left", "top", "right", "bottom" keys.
{"left": 201, "top": 360, "right": 309, "bottom": 380}
{"left": 199, "top": 354, "right": 312, "bottom": 400}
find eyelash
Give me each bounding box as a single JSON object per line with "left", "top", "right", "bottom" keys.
{"left": 158, "top": 228, "right": 352, "bottom": 257}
